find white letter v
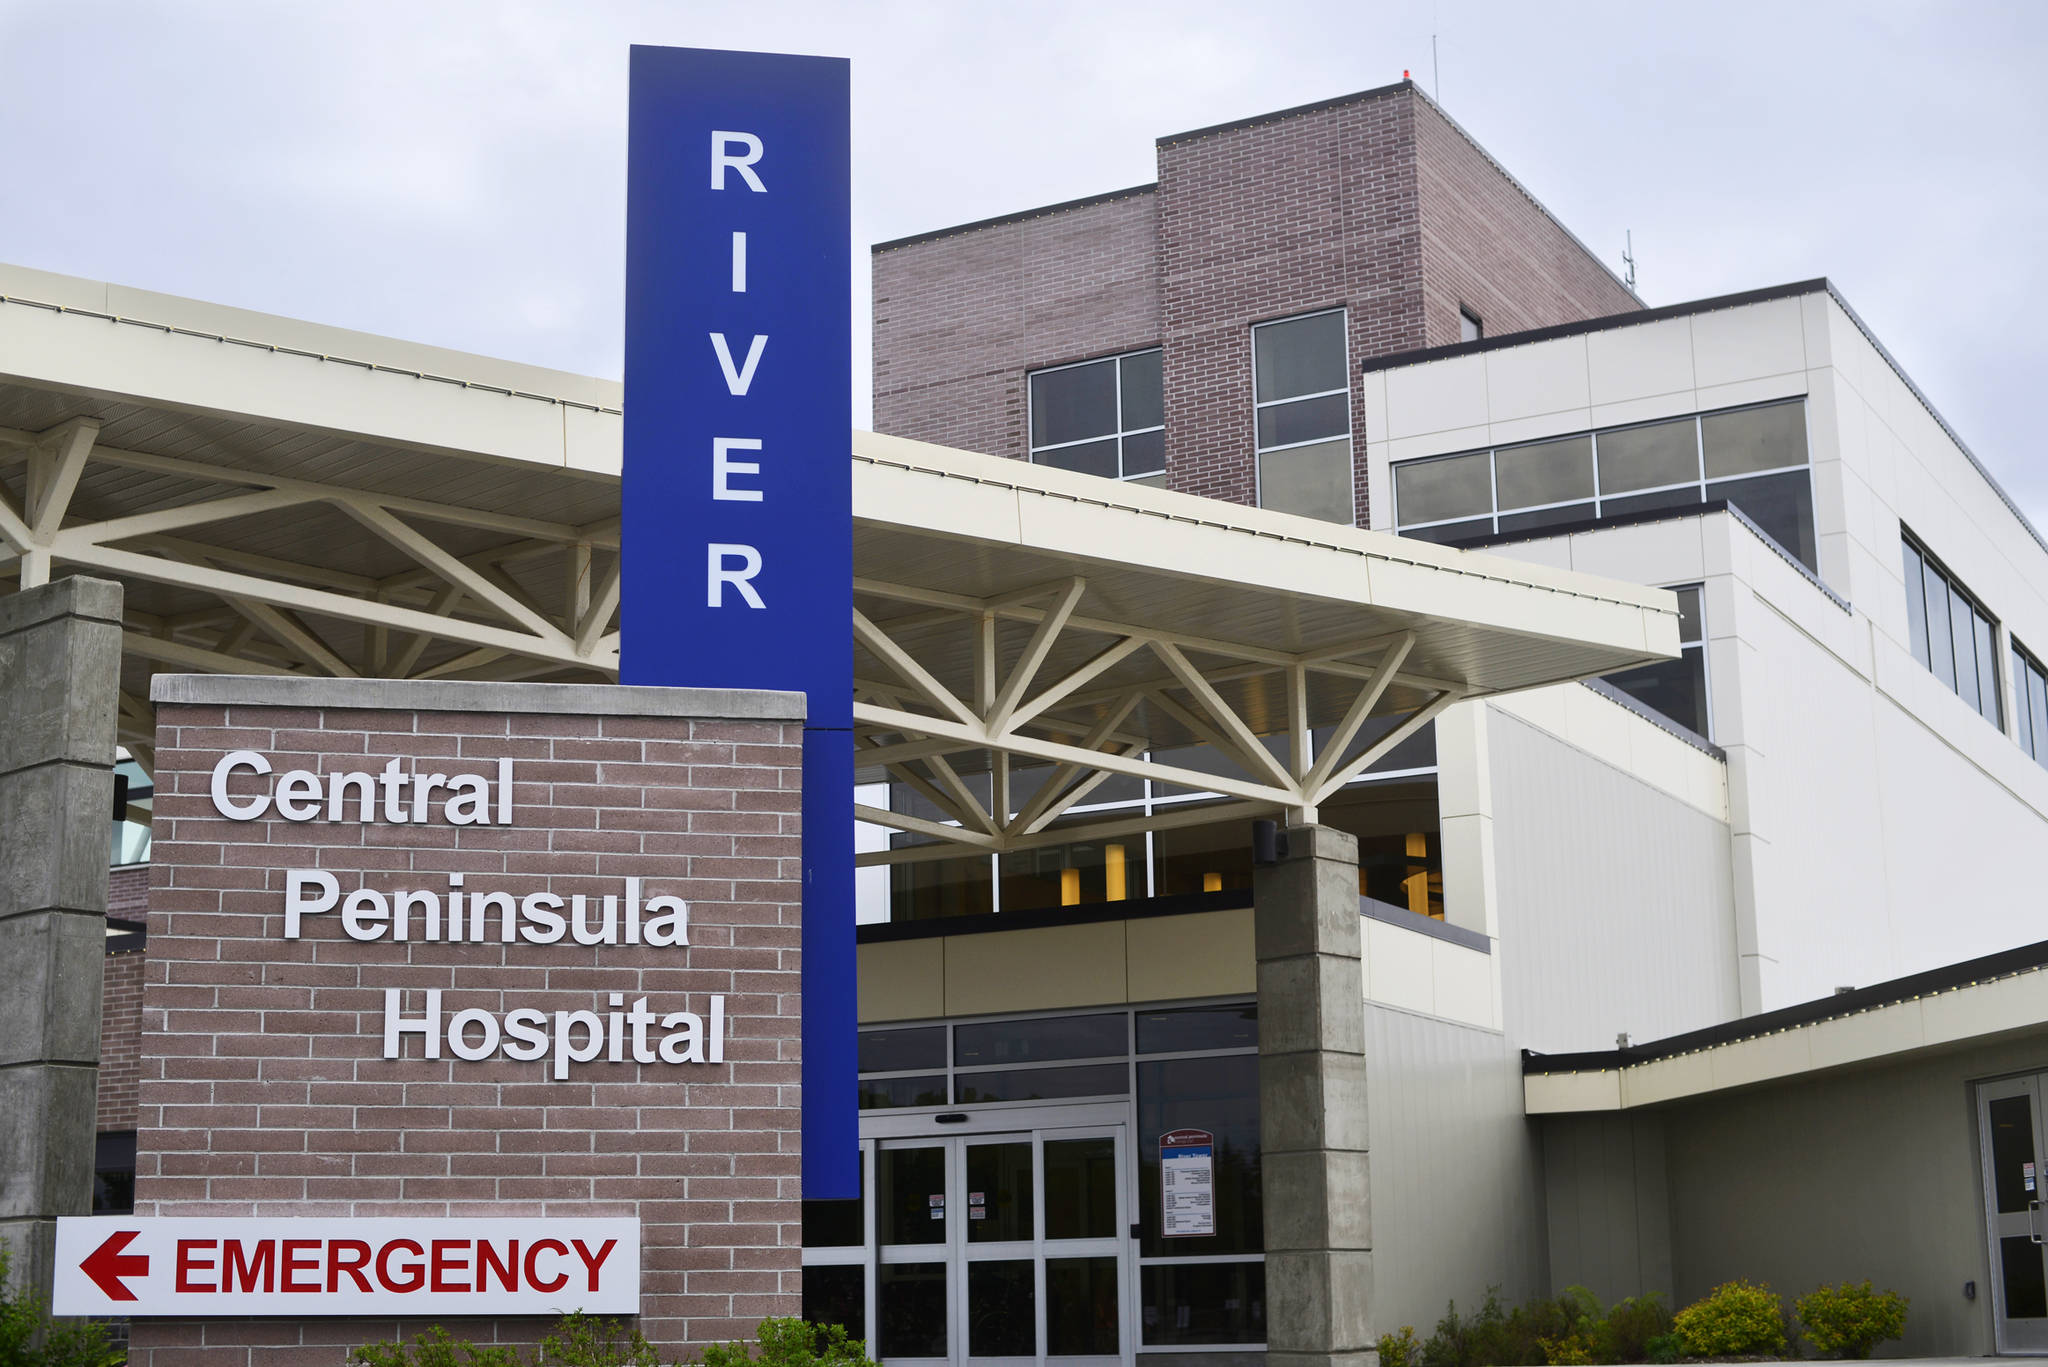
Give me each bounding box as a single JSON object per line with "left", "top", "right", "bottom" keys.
{"left": 709, "top": 333, "right": 768, "bottom": 396}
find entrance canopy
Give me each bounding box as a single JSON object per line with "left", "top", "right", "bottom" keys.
{"left": 0, "top": 263, "right": 1678, "bottom": 855}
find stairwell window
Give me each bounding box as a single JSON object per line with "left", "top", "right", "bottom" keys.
{"left": 1253, "top": 308, "right": 1353, "bottom": 525}
{"left": 1459, "top": 308, "right": 1483, "bottom": 342}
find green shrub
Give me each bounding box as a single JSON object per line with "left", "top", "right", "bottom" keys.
{"left": 0, "top": 1250, "right": 124, "bottom": 1367}
{"left": 1378, "top": 1326, "right": 1421, "bottom": 1367}
{"left": 699, "top": 1319, "right": 874, "bottom": 1367}
{"left": 1590, "top": 1293, "right": 1672, "bottom": 1363}
{"left": 1672, "top": 1280, "right": 1788, "bottom": 1358}
{"left": 353, "top": 1315, "right": 869, "bottom": 1367}
{"left": 1642, "top": 1333, "right": 1683, "bottom": 1364}
{"left": 352, "top": 1324, "right": 521, "bottom": 1367}
{"left": 1795, "top": 1281, "right": 1907, "bottom": 1359}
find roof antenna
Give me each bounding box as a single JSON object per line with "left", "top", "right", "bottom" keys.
{"left": 1622, "top": 230, "right": 1638, "bottom": 292}
{"left": 1432, "top": 34, "right": 1441, "bottom": 102}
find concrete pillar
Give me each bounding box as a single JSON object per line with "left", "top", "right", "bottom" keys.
{"left": 0, "top": 577, "right": 123, "bottom": 1299}
{"left": 1255, "top": 824, "right": 1374, "bottom": 1367}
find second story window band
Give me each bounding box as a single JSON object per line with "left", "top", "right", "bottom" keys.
{"left": 1391, "top": 398, "right": 1816, "bottom": 572}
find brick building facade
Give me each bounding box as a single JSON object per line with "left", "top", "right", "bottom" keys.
{"left": 126, "top": 679, "right": 804, "bottom": 1364}
{"left": 872, "top": 80, "right": 1640, "bottom": 526}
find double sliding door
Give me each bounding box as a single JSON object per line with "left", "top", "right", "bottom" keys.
{"left": 829, "top": 1104, "right": 1131, "bottom": 1367}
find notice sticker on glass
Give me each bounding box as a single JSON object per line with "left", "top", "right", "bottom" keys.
{"left": 1160, "top": 1128, "right": 1216, "bottom": 1238}
{"left": 2028, "top": 1161, "right": 2037, "bottom": 1193}
{"left": 970, "top": 1207, "right": 986, "bottom": 1220}
{"left": 928, "top": 1194, "right": 945, "bottom": 1219}
{"left": 969, "top": 1192, "right": 985, "bottom": 1206}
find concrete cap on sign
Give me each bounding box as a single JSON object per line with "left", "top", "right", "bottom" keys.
{"left": 146, "top": 674, "right": 807, "bottom": 720}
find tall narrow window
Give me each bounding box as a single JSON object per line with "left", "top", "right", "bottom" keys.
{"left": 2013, "top": 639, "right": 2048, "bottom": 768}
{"left": 1029, "top": 348, "right": 1165, "bottom": 485}
{"left": 1459, "top": 308, "right": 1483, "bottom": 342}
{"left": 1253, "top": 309, "right": 1353, "bottom": 525}
{"left": 1901, "top": 531, "right": 2002, "bottom": 727}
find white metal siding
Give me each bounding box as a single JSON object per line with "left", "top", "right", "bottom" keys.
{"left": 1489, "top": 710, "right": 1739, "bottom": 1053}
{"left": 1365, "top": 1005, "right": 1548, "bottom": 1332}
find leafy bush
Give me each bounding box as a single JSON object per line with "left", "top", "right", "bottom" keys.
{"left": 700, "top": 1319, "right": 874, "bottom": 1367}
{"left": 1672, "top": 1280, "right": 1788, "bottom": 1358}
{"left": 0, "top": 1250, "right": 124, "bottom": 1367}
{"left": 1795, "top": 1282, "right": 1907, "bottom": 1359}
{"left": 352, "top": 1315, "right": 869, "bottom": 1367}
{"left": 1642, "top": 1333, "right": 1683, "bottom": 1364}
{"left": 1378, "top": 1325, "right": 1421, "bottom": 1367}
{"left": 1590, "top": 1294, "right": 1672, "bottom": 1363}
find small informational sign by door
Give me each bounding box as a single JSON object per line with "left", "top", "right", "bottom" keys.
{"left": 1160, "top": 1128, "right": 1216, "bottom": 1238}
{"left": 52, "top": 1217, "right": 639, "bottom": 1316}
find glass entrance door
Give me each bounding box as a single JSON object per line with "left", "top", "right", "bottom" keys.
{"left": 872, "top": 1117, "right": 1130, "bottom": 1367}
{"left": 1979, "top": 1075, "right": 2048, "bottom": 1353}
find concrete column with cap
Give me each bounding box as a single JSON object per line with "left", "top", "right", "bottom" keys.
{"left": 1255, "top": 823, "right": 1374, "bottom": 1367}
{"left": 0, "top": 576, "right": 123, "bottom": 1301}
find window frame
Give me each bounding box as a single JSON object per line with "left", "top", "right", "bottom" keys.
{"left": 1901, "top": 528, "right": 2003, "bottom": 729}
{"left": 1026, "top": 346, "right": 1166, "bottom": 484}
{"left": 1601, "top": 582, "right": 1712, "bottom": 741}
{"left": 2013, "top": 637, "right": 2048, "bottom": 767}
{"left": 1250, "top": 306, "right": 1355, "bottom": 525}
{"left": 1459, "top": 307, "right": 1483, "bottom": 342}
{"left": 1389, "top": 398, "right": 1817, "bottom": 567}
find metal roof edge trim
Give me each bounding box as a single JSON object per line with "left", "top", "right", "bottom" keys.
{"left": 871, "top": 184, "right": 1159, "bottom": 253}
{"left": 0, "top": 294, "right": 623, "bottom": 417}
{"left": 1524, "top": 935, "right": 2048, "bottom": 1077}
{"left": 148, "top": 673, "right": 806, "bottom": 719}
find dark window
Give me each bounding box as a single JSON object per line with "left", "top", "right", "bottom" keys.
{"left": 1603, "top": 585, "right": 1710, "bottom": 739}
{"left": 1029, "top": 349, "right": 1166, "bottom": 484}
{"left": 1140, "top": 1261, "right": 1267, "bottom": 1346}
{"left": 1048, "top": 1257, "right": 1121, "bottom": 1354}
{"left": 803, "top": 1159, "right": 864, "bottom": 1246}
{"left": 2016, "top": 640, "right": 2048, "bottom": 768}
{"left": 1138, "top": 1054, "right": 1261, "bottom": 1257}
{"left": 878, "top": 1262, "right": 947, "bottom": 1356}
{"left": 1137, "top": 1003, "right": 1258, "bottom": 1054}
{"left": 858, "top": 1075, "right": 948, "bottom": 1110}
{"left": 955, "top": 1013, "right": 1126, "bottom": 1067}
{"left": 858, "top": 1025, "right": 946, "bottom": 1073}
{"left": 1902, "top": 531, "right": 2002, "bottom": 727}
{"left": 802, "top": 1264, "right": 864, "bottom": 1339}
{"left": 93, "top": 1131, "right": 137, "bottom": 1215}
{"left": 953, "top": 1063, "right": 1128, "bottom": 1105}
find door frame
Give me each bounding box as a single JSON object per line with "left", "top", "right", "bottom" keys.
{"left": 1977, "top": 1073, "right": 2048, "bottom": 1354}
{"left": 856, "top": 1100, "right": 1137, "bottom": 1367}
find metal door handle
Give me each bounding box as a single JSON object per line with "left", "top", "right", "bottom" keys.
{"left": 2031, "top": 1199, "right": 2043, "bottom": 1245}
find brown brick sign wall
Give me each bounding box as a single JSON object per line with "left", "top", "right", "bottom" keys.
{"left": 127, "top": 676, "right": 805, "bottom": 1365}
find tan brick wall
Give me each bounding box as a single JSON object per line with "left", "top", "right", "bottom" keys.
{"left": 872, "top": 188, "right": 1159, "bottom": 461}
{"left": 97, "top": 946, "right": 145, "bottom": 1133}
{"left": 868, "top": 82, "right": 1642, "bottom": 530}
{"left": 129, "top": 698, "right": 803, "bottom": 1365}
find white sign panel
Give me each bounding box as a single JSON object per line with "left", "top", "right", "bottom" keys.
{"left": 53, "top": 1217, "right": 639, "bottom": 1317}
{"left": 1160, "top": 1128, "right": 1215, "bottom": 1238}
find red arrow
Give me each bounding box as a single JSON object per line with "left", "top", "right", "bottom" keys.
{"left": 80, "top": 1229, "right": 148, "bottom": 1302}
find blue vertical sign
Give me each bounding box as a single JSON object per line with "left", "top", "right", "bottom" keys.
{"left": 621, "top": 45, "right": 856, "bottom": 1199}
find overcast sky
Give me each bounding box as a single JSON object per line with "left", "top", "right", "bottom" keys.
{"left": 5, "top": 1, "right": 2045, "bottom": 519}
